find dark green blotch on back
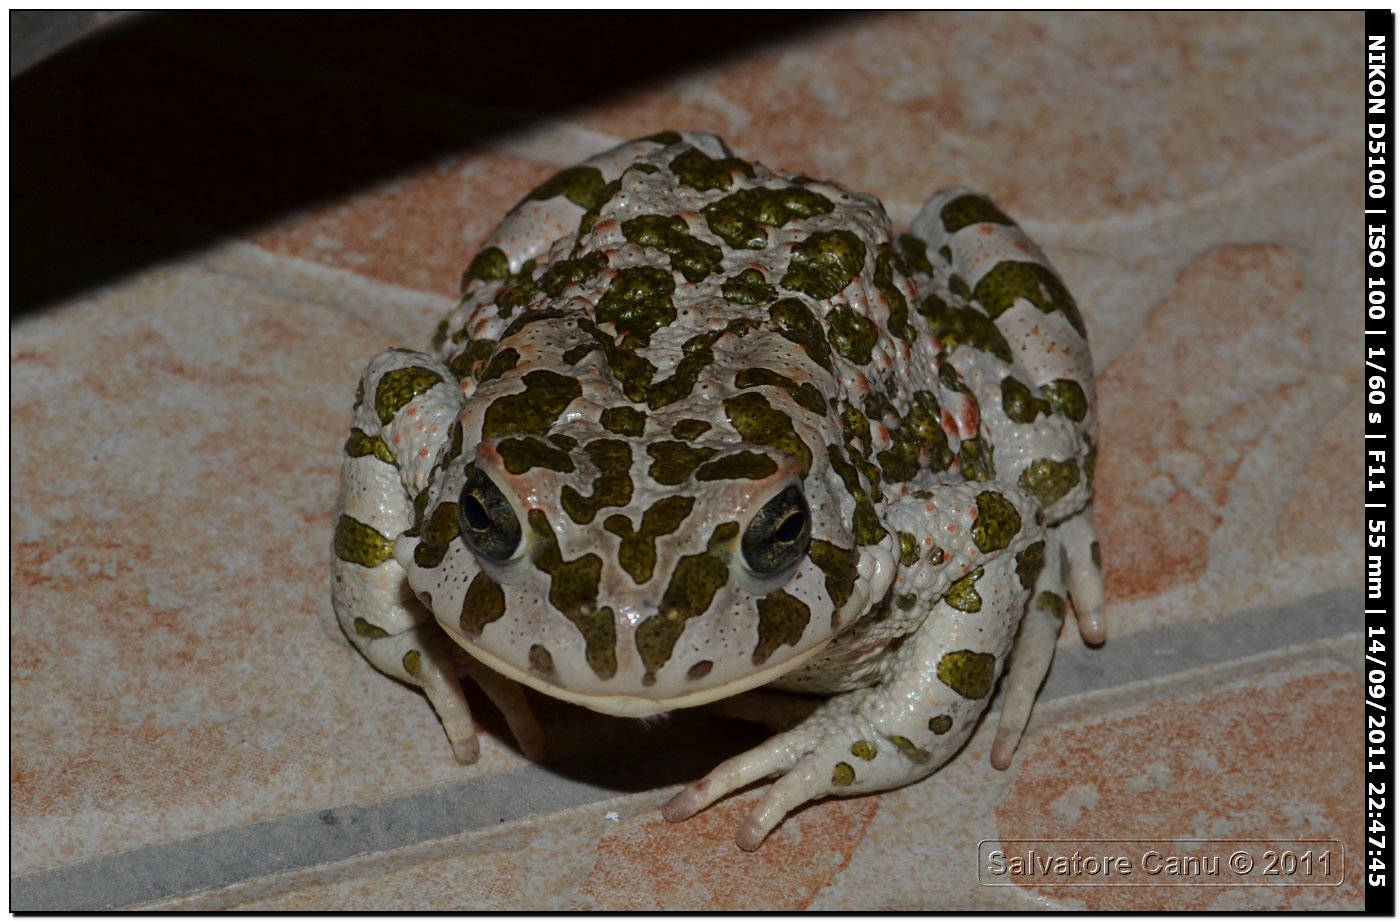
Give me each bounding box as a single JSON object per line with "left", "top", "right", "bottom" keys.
{"left": 973, "top": 260, "right": 1086, "bottom": 336}
{"left": 647, "top": 441, "right": 719, "bottom": 485}
{"left": 464, "top": 246, "right": 510, "bottom": 284}
{"left": 695, "top": 450, "right": 778, "bottom": 481}
{"left": 863, "top": 391, "right": 896, "bottom": 427}
{"left": 724, "top": 391, "right": 812, "bottom": 475}
{"left": 780, "top": 229, "right": 867, "bottom": 301}
{"left": 622, "top": 214, "right": 723, "bottom": 283}
{"left": 600, "top": 406, "right": 647, "bottom": 437}
{"left": 702, "top": 186, "right": 835, "bottom": 250}
{"left": 642, "top": 130, "right": 684, "bottom": 146}
{"left": 874, "top": 244, "right": 913, "bottom": 342}
{"left": 877, "top": 391, "right": 954, "bottom": 482}
{"left": 481, "top": 369, "right": 582, "bottom": 439}
{"left": 735, "top": 367, "right": 827, "bottom": 416}
{"left": 575, "top": 177, "right": 623, "bottom": 239}
{"left": 578, "top": 319, "right": 657, "bottom": 404}
{"left": 668, "top": 145, "right": 756, "bottom": 192}
{"left": 528, "top": 509, "right": 617, "bottom": 680}
{"left": 1001, "top": 376, "right": 1053, "bottom": 424}
{"left": 670, "top": 418, "right": 711, "bottom": 440}
{"left": 500, "top": 307, "right": 570, "bottom": 341}
{"left": 498, "top": 436, "right": 575, "bottom": 475}
{"left": 1019, "top": 457, "right": 1080, "bottom": 508}
{"left": 1043, "top": 379, "right": 1088, "bottom": 423}
{"left": 404, "top": 487, "right": 430, "bottom": 538}
{"left": 647, "top": 332, "right": 718, "bottom": 409}
{"left": 448, "top": 338, "right": 501, "bottom": 381}
{"left": 540, "top": 251, "right": 609, "bottom": 297}
{"left": 826, "top": 445, "right": 887, "bottom": 547}
{"left": 897, "top": 232, "right": 934, "bottom": 277}
{"left": 972, "top": 490, "right": 1022, "bottom": 553}
{"left": 825, "top": 305, "right": 879, "bottom": 366}
{"left": 477, "top": 347, "right": 519, "bottom": 383}
{"left": 918, "top": 294, "right": 1014, "bottom": 364}
{"left": 494, "top": 260, "right": 539, "bottom": 318}
{"left": 769, "top": 298, "right": 833, "bottom": 373}
{"left": 959, "top": 437, "right": 995, "bottom": 482}
{"left": 841, "top": 405, "right": 872, "bottom": 456}
{"left": 722, "top": 268, "right": 778, "bottom": 305}
{"left": 596, "top": 265, "right": 677, "bottom": 346}
{"left": 561, "top": 342, "right": 596, "bottom": 366}
{"left": 939, "top": 193, "right": 1016, "bottom": 234}
{"left": 527, "top": 165, "right": 607, "bottom": 209}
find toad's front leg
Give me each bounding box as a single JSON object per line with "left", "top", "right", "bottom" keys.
{"left": 663, "top": 546, "right": 1031, "bottom": 850}
{"left": 331, "top": 350, "right": 543, "bottom": 763}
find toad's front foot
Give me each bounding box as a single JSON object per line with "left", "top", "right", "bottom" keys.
{"left": 661, "top": 695, "right": 954, "bottom": 851}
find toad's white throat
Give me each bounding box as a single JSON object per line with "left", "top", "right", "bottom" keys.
{"left": 437, "top": 619, "right": 836, "bottom": 718}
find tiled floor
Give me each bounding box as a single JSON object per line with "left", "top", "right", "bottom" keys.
{"left": 10, "top": 11, "right": 1364, "bottom": 910}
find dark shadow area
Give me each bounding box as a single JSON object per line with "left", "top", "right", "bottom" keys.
{"left": 12, "top": 11, "right": 859, "bottom": 315}
{"left": 461, "top": 677, "right": 768, "bottom": 793}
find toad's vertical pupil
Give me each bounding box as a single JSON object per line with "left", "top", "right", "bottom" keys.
{"left": 775, "top": 510, "right": 806, "bottom": 543}
{"left": 463, "top": 493, "right": 491, "bottom": 529}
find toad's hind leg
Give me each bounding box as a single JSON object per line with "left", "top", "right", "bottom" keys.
{"left": 989, "top": 507, "right": 1104, "bottom": 768}
{"left": 1058, "top": 509, "right": 1105, "bottom": 644}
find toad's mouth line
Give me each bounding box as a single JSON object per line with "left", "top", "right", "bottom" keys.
{"left": 436, "top": 621, "right": 835, "bottom": 718}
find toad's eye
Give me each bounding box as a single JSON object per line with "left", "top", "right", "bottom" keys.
{"left": 741, "top": 484, "right": 811, "bottom": 575}
{"left": 458, "top": 466, "right": 521, "bottom": 562}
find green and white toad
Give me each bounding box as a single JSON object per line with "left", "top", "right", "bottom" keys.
{"left": 331, "top": 131, "right": 1104, "bottom": 850}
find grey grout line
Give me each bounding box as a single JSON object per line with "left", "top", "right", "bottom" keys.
{"left": 1039, "top": 585, "right": 1363, "bottom": 703}
{"left": 10, "top": 586, "right": 1364, "bottom": 911}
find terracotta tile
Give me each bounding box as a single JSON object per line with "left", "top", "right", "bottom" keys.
{"left": 574, "top": 793, "right": 877, "bottom": 911}
{"left": 996, "top": 658, "right": 1363, "bottom": 909}
{"left": 245, "top": 151, "right": 558, "bottom": 296}
{"left": 576, "top": 12, "right": 1356, "bottom": 216}
{"left": 1096, "top": 245, "right": 1307, "bottom": 599}
{"left": 9, "top": 265, "right": 522, "bottom": 875}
